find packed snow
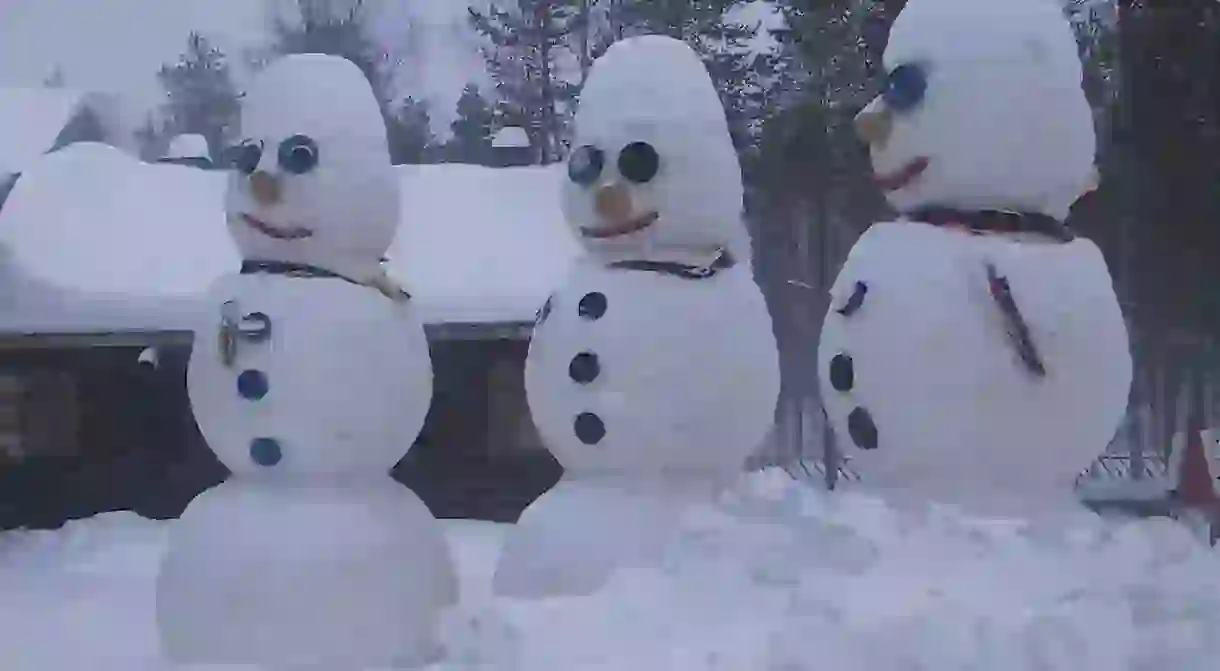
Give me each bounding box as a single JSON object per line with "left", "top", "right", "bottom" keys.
{"left": 389, "top": 163, "right": 581, "bottom": 324}
{"left": 0, "top": 145, "right": 579, "bottom": 332}
{"left": 0, "top": 86, "right": 84, "bottom": 176}
{"left": 4, "top": 471, "right": 1220, "bottom": 669}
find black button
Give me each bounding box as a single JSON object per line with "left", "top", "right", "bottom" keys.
{"left": 237, "top": 369, "right": 269, "bottom": 400}
{"left": 578, "top": 292, "right": 607, "bottom": 320}
{"left": 568, "top": 352, "right": 601, "bottom": 384}
{"left": 847, "top": 407, "right": 878, "bottom": 450}
{"left": 617, "top": 142, "right": 660, "bottom": 183}
{"left": 836, "top": 281, "right": 868, "bottom": 316}
{"left": 829, "top": 354, "right": 854, "bottom": 392}
{"left": 249, "top": 437, "right": 283, "bottom": 466}
{"left": 574, "top": 412, "right": 606, "bottom": 445}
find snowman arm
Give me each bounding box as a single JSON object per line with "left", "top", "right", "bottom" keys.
{"left": 366, "top": 268, "right": 412, "bottom": 303}
{"left": 984, "top": 262, "right": 1046, "bottom": 377}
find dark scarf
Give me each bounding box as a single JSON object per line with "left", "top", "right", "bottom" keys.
{"left": 607, "top": 248, "right": 737, "bottom": 280}
{"left": 906, "top": 207, "right": 1075, "bottom": 243}
{"left": 240, "top": 259, "right": 360, "bottom": 286}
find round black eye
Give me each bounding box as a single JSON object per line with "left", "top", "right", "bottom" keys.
{"left": 230, "top": 140, "right": 263, "bottom": 175}
{"left": 568, "top": 145, "right": 604, "bottom": 186}
{"left": 882, "top": 63, "right": 928, "bottom": 113}
{"left": 278, "top": 134, "right": 319, "bottom": 174}
{"left": 617, "top": 142, "right": 659, "bottom": 184}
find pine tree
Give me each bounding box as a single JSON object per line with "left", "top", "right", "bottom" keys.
{"left": 447, "top": 83, "right": 496, "bottom": 165}
{"left": 43, "top": 66, "right": 66, "bottom": 89}
{"left": 262, "top": 0, "right": 420, "bottom": 162}
{"left": 394, "top": 96, "right": 435, "bottom": 164}
{"left": 155, "top": 32, "right": 241, "bottom": 163}
{"left": 469, "top": 0, "right": 582, "bottom": 164}
{"left": 595, "top": 0, "right": 771, "bottom": 153}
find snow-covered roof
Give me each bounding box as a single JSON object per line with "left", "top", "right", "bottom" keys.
{"left": 0, "top": 87, "right": 85, "bottom": 176}
{"left": 0, "top": 143, "right": 580, "bottom": 337}
{"left": 491, "top": 126, "right": 530, "bottom": 149}
{"left": 163, "top": 134, "right": 209, "bottom": 161}
{"left": 390, "top": 163, "right": 580, "bottom": 323}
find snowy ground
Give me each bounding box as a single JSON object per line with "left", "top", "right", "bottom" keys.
{"left": 3, "top": 470, "right": 1220, "bottom": 670}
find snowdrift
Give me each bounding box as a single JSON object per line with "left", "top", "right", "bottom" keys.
{"left": 3, "top": 471, "right": 1220, "bottom": 670}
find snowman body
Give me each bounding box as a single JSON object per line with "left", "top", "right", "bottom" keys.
{"left": 817, "top": 221, "right": 1131, "bottom": 515}
{"left": 157, "top": 273, "right": 455, "bottom": 668}
{"left": 823, "top": 0, "right": 1133, "bottom": 515}
{"left": 495, "top": 257, "right": 779, "bottom": 596}
{"left": 493, "top": 36, "right": 780, "bottom": 597}
{"left": 155, "top": 54, "right": 455, "bottom": 670}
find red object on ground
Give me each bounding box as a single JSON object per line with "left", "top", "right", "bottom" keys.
{"left": 1177, "top": 410, "right": 1217, "bottom": 507}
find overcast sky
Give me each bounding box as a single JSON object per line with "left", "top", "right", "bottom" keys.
{"left": 0, "top": 0, "right": 487, "bottom": 137}
{"left": 0, "top": 0, "right": 778, "bottom": 140}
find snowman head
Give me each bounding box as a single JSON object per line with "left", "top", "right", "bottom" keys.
{"left": 855, "top": 0, "right": 1096, "bottom": 220}
{"left": 224, "top": 53, "right": 399, "bottom": 281}
{"left": 562, "top": 35, "right": 749, "bottom": 264}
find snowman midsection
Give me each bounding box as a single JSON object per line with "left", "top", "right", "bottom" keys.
{"left": 525, "top": 270, "right": 779, "bottom": 475}
{"left": 189, "top": 274, "right": 433, "bottom": 475}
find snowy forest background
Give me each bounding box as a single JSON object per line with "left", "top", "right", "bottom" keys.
{"left": 33, "top": 0, "right": 1220, "bottom": 472}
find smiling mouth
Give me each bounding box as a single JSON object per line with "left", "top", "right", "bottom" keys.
{"left": 241, "top": 213, "right": 314, "bottom": 241}
{"left": 874, "top": 156, "right": 931, "bottom": 193}
{"left": 579, "top": 211, "right": 660, "bottom": 240}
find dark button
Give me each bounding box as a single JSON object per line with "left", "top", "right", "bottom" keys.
{"left": 836, "top": 281, "right": 868, "bottom": 317}
{"left": 249, "top": 437, "right": 283, "bottom": 466}
{"left": 569, "top": 352, "right": 601, "bottom": 384}
{"left": 574, "top": 412, "right": 606, "bottom": 445}
{"left": 829, "top": 354, "right": 854, "bottom": 392}
{"left": 237, "top": 369, "right": 269, "bottom": 400}
{"left": 847, "top": 407, "right": 878, "bottom": 450}
{"left": 578, "top": 292, "right": 607, "bottom": 320}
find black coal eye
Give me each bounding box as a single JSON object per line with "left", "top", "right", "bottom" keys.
{"left": 568, "top": 145, "right": 604, "bottom": 186}
{"left": 278, "top": 134, "right": 319, "bottom": 174}
{"left": 882, "top": 63, "right": 928, "bottom": 113}
{"left": 230, "top": 140, "right": 263, "bottom": 175}
{"left": 617, "top": 142, "right": 659, "bottom": 184}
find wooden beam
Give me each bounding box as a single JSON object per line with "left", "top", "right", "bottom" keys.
{"left": 0, "top": 321, "right": 534, "bottom": 351}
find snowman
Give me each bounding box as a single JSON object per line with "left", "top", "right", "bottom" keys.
{"left": 817, "top": 0, "right": 1132, "bottom": 517}
{"left": 492, "top": 35, "right": 780, "bottom": 598}
{"left": 156, "top": 54, "right": 456, "bottom": 670}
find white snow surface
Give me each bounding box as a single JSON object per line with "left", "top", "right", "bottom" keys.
{"left": 818, "top": 221, "right": 1132, "bottom": 519}
{"left": 0, "top": 87, "right": 83, "bottom": 176}
{"left": 0, "top": 146, "right": 578, "bottom": 332}
{"left": 158, "top": 479, "right": 455, "bottom": 668}
{"left": 865, "top": 0, "right": 1096, "bottom": 219}
{"left": 164, "top": 134, "right": 209, "bottom": 161}
{"left": 388, "top": 163, "right": 581, "bottom": 324}
{"left": 5, "top": 471, "right": 1220, "bottom": 669}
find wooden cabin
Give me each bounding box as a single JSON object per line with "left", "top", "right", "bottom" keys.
{"left": 0, "top": 146, "right": 579, "bottom": 529}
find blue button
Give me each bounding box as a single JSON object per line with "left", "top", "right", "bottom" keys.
{"left": 249, "top": 437, "right": 283, "bottom": 466}
{"left": 237, "top": 369, "right": 269, "bottom": 400}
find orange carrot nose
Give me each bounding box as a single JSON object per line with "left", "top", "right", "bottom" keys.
{"left": 854, "top": 108, "right": 894, "bottom": 147}
{"left": 594, "top": 183, "right": 632, "bottom": 220}
{"left": 249, "top": 170, "right": 282, "bottom": 206}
